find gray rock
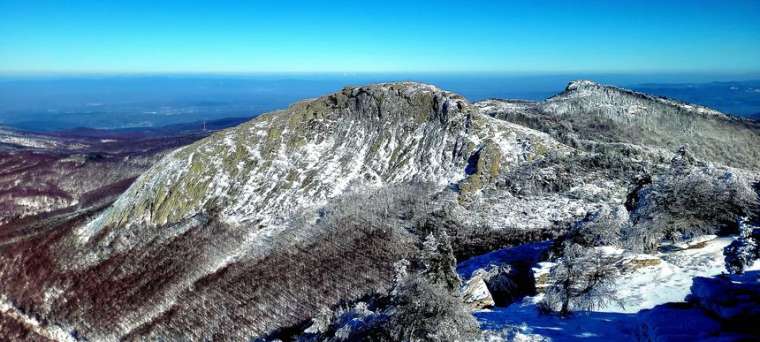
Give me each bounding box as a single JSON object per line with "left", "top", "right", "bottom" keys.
{"left": 461, "top": 272, "right": 496, "bottom": 310}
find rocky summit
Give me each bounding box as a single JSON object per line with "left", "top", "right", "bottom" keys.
{"left": 1, "top": 81, "right": 759, "bottom": 341}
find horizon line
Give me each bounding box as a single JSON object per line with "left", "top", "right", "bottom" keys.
{"left": 2, "top": 70, "right": 760, "bottom": 77}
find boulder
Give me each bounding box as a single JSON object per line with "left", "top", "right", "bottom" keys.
{"left": 461, "top": 271, "right": 495, "bottom": 310}
{"left": 459, "top": 242, "right": 551, "bottom": 304}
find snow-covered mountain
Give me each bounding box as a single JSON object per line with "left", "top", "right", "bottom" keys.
{"left": 74, "top": 83, "right": 579, "bottom": 258}
{"left": 1, "top": 81, "right": 758, "bottom": 341}
{"left": 479, "top": 80, "right": 760, "bottom": 170}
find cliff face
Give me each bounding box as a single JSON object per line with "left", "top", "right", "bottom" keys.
{"left": 0, "top": 81, "right": 757, "bottom": 341}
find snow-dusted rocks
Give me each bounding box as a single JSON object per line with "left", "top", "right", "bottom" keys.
{"left": 458, "top": 242, "right": 552, "bottom": 305}
{"left": 637, "top": 270, "right": 760, "bottom": 341}
{"left": 564, "top": 80, "right": 598, "bottom": 91}
{"left": 462, "top": 272, "right": 496, "bottom": 310}
{"left": 637, "top": 303, "right": 723, "bottom": 342}
{"left": 671, "top": 234, "right": 717, "bottom": 251}
{"left": 604, "top": 237, "right": 735, "bottom": 313}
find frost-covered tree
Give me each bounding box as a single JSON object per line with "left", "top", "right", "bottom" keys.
{"left": 420, "top": 231, "right": 461, "bottom": 293}
{"left": 724, "top": 217, "right": 759, "bottom": 274}
{"left": 625, "top": 146, "right": 758, "bottom": 252}
{"left": 539, "top": 243, "right": 622, "bottom": 316}
{"left": 654, "top": 147, "right": 757, "bottom": 236}
{"left": 382, "top": 273, "right": 482, "bottom": 342}
{"left": 565, "top": 205, "right": 628, "bottom": 247}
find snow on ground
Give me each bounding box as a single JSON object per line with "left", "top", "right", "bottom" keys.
{"left": 476, "top": 297, "right": 637, "bottom": 341}
{"left": 471, "top": 237, "right": 759, "bottom": 341}
{"left": 605, "top": 237, "right": 734, "bottom": 313}
{"left": 0, "top": 135, "right": 58, "bottom": 149}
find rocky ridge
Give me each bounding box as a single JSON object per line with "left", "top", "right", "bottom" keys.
{"left": 73, "top": 82, "right": 571, "bottom": 260}
{"left": 478, "top": 80, "right": 760, "bottom": 170}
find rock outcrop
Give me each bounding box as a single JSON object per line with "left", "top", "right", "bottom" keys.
{"left": 687, "top": 272, "right": 760, "bottom": 323}
{"left": 461, "top": 271, "right": 496, "bottom": 310}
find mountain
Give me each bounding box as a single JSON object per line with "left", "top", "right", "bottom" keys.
{"left": 1, "top": 81, "right": 758, "bottom": 340}
{"left": 479, "top": 80, "right": 760, "bottom": 170}
{"left": 82, "top": 83, "right": 572, "bottom": 238}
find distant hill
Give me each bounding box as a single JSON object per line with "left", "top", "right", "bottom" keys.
{"left": 632, "top": 80, "right": 760, "bottom": 118}
{"left": 480, "top": 80, "right": 760, "bottom": 170}
{"left": 49, "top": 116, "right": 252, "bottom": 139}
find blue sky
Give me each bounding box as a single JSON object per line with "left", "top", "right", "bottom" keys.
{"left": 1, "top": 0, "right": 759, "bottom": 74}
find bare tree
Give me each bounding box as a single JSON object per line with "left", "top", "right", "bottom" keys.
{"left": 299, "top": 230, "right": 482, "bottom": 342}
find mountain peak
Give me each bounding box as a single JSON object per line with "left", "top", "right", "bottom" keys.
{"left": 361, "top": 81, "right": 443, "bottom": 93}
{"left": 565, "top": 80, "right": 599, "bottom": 91}
{"left": 309, "top": 81, "right": 470, "bottom": 125}
{"left": 335, "top": 82, "right": 451, "bottom": 100}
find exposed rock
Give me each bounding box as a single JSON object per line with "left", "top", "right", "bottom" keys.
{"left": 458, "top": 242, "right": 551, "bottom": 304}
{"left": 637, "top": 271, "right": 760, "bottom": 341}
{"left": 461, "top": 272, "right": 496, "bottom": 310}
{"left": 671, "top": 234, "right": 718, "bottom": 251}
{"left": 621, "top": 255, "right": 662, "bottom": 272}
